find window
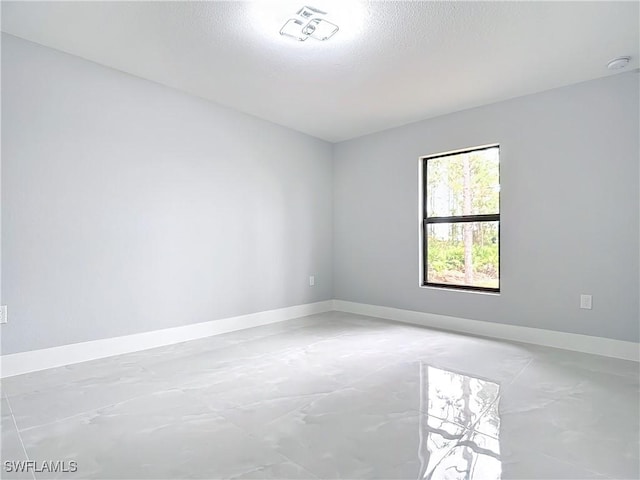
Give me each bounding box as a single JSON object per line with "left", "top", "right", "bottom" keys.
{"left": 421, "top": 145, "right": 500, "bottom": 292}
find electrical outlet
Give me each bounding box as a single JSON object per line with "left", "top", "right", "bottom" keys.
{"left": 0, "top": 305, "right": 7, "bottom": 324}
{"left": 580, "top": 294, "right": 592, "bottom": 310}
{"left": 309, "top": 275, "right": 315, "bottom": 287}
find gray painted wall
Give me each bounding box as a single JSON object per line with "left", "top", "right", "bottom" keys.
{"left": 1, "top": 34, "right": 333, "bottom": 354}
{"left": 3, "top": 34, "right": 638, "bottom": 355}
{"left": 333, "top": 72, "right": 640, "bottom": 342}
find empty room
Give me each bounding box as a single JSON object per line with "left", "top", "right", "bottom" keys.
{"left": 1, "top": 1, "right": 639, "bottom": 479}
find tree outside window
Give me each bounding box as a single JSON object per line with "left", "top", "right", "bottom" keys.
{"left": 422, "top": 146, "right": 500, "bottom": 292}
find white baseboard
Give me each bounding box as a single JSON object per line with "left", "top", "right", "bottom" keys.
{"left": 333, "top": 300, "right": 640, "bottom": 362}
{"left": 0, "top": 300, "right": 333, "bottom": 378}
{"left": 2, "top": 298, "right": 637, "bottom": 378}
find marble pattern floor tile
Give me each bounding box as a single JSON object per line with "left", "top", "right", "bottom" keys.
{"left": 1, "top": 312, "right": 638, "bottom": 479}
{"left": 17, "top": 389, "right": 305, "bottom": 479}
{"left": 256, "top": 410, "right": 425, "bottom": 479}
{"left": 499, "top": 359, "right": 640, "bottom": 480}
{"left": 501, "top": 451, "right": 611, "bottom": 480}
{"left": 7, "top": 365, "right": 165, "bottom": 431}
{"left": 1, "top": 396, "right": 34, "bottom": 480}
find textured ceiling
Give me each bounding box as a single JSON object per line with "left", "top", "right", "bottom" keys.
{"left": 2, "top": 1, "right": 639, "bottom": 142}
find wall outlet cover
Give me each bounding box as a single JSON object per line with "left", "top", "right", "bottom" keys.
{"left": 0, "top": 305, "right": 7, "bottom": 324}
{"left": 580, "top": 295, "right": 592, "bottom": 310}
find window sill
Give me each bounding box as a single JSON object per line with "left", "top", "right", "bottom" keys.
{"left": 419, "top": 284, "right": 500, "bottom": 296}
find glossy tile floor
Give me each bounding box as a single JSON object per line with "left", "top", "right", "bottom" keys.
{"left": 1, "top": 312, "right": 638, "bottom": 479}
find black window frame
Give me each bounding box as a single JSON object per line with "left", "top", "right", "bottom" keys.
{"left": 421, "top": 145, "right": 500, "bottom": 293}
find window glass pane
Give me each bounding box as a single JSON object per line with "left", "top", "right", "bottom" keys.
{"left": 426, "top": 221, "right": 499, "bottom": 289}
{"left": 426, "top": 147, "right": 499, "bottom": 217}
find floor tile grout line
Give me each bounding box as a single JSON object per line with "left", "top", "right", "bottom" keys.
{"left": 220, "top": 436, "right": 322, "bottom": 480}
{"left": 5, "top": 323, "right": 538, "bottom": 436}
{"left": 13, "top": 321, "right": 387, "bottom": 433}
{"left": 491, "top": 355, "right": 633, "bottom": 479}
{"left": 14, "top": 384, "right": 187, "bottom": 434}
{"left": 199, "top": 409, "right": 324, "bottom": 479}
{"left": 232, "top": 357, "right": 419, "bottom": 436}
{"left": 224, "top": 344, "right": 511, "bottom": 438}
{"left": 140, "top": 326, "right": 397, "bottom": 394}
{"left": 4, "top": 314, "right": 637, "bottom": 479}
{"left": 4, "top": 395, "right": 37, "bottom": 480}
{"left": 13, "top": 382, "right": 225, "bottom": 435}
{"left": 138, "top": 324, "right": 366, "bottom": 378}
{"left": 4, "top": 317, "right": 411, "bottom": 406}
{"left": 1, "top": 316, "right": 343, "bottom": 397}
{"left": 8, "top": 326, "right": 364, "bottom": 432}
{"left": 539, "top": 451, "right": 625, "bottom": 479}
{"left": 12, "top": 337, "right": 372, "bottom": 432}
{"left": 269, "top": 451, "right": 322, "bottom": 479}
{"left": 5, "top": 316, "right": 634, "bottom": 395}
{"left": 503, "top": 357, "right": 534, "bottom": 389}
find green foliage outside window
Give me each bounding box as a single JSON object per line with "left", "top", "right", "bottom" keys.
{"left": 425, "top": 147, "right": 500, "bottom": 290}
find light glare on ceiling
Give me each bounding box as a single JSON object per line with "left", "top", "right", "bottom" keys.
{"left": 279, "top": 6, "right": 339, "bottom": 42}
{"left": 247, "top": 1, "right": 367, "bottom": 44}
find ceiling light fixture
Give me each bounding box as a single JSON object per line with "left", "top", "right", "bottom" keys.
{"left": 280, "top": 6, "right": 339, "bottom": 42}
{"left": 607, "top": 56, "right": 631, "bottom": 70}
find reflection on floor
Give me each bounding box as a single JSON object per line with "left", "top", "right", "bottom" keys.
{"left": 419, "top": 365, "right": 501, "bottom": 479}
{"left": 1, "top": 311, "right": 638, "bottom": 479}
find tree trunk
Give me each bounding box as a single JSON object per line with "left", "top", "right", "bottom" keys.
{"left": 463, "top": 155, "right": 473, "bottom": 284}
{"left": 462, "top": 375, "right": 474, "bottom": 478}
